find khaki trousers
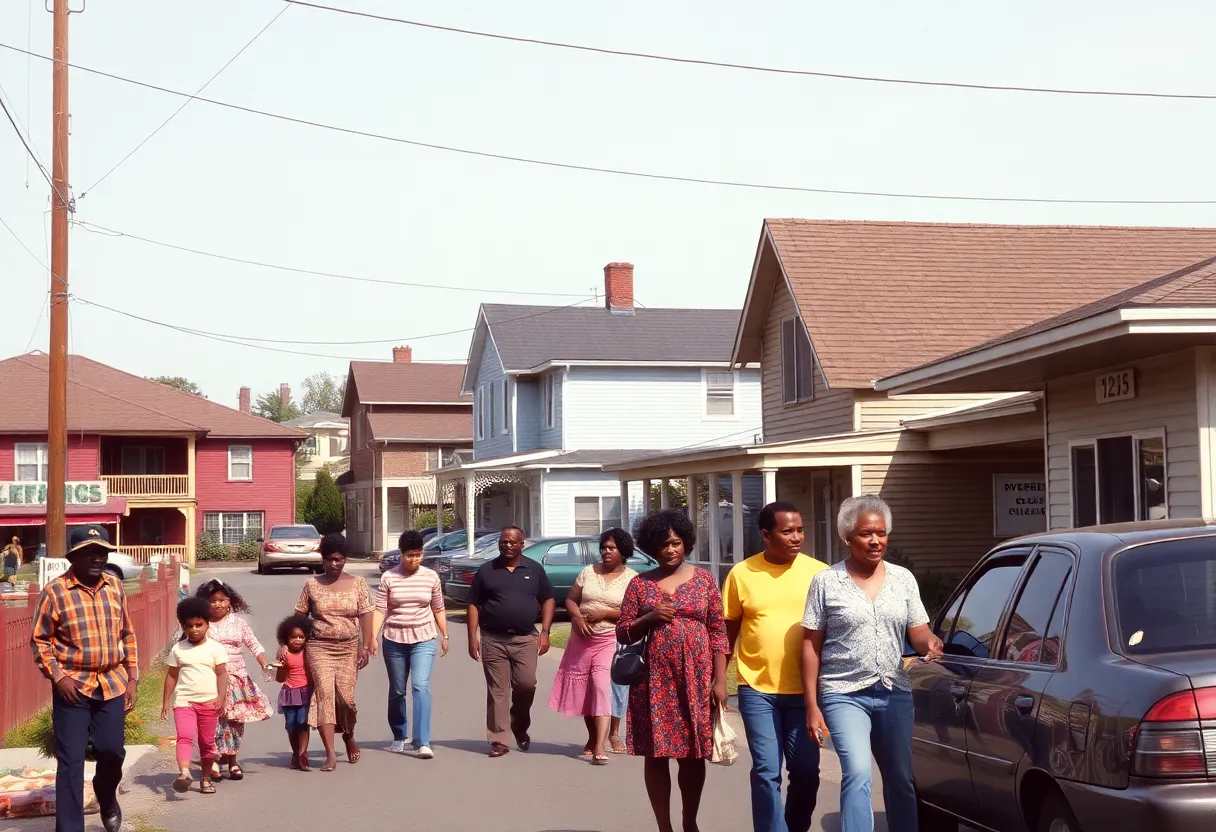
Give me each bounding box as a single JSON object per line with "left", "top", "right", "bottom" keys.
{"left": 480, "top": 630, "right": 538, "bottom": 746}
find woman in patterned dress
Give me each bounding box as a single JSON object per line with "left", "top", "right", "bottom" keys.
{"left": 197, "top": 579, "right": 273, "bottom": 781}
{"left": 295, "top": 533, "right": 374, "bottom": 772}
{"left": 617, "top": 509, "right": 730, "bottom": 832}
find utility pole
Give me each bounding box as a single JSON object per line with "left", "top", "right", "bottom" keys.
{"left": 46, "top": 0, "right": 71, "bottom": 557}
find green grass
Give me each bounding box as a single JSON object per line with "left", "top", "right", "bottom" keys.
{"left": 726, "top": 656, "right": 738, "bottom": 696}
{"left": 548, "top": 622, "right": 570, "bottom": 650}
{"left": 3, "top": 665, "right": 170, "bottom": 752}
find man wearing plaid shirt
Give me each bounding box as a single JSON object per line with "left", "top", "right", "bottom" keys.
{"left": 30, "top": 525, "right": 138, "bottom": 832}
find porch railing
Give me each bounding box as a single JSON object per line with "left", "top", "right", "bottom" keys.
{"left": 103, "top": 474, "right": 191, "bottom": 498}
{"left": 118, "top": 544, "right": 189, "bottom": 564}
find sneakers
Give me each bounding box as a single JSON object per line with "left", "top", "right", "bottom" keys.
{"left": 417, "top": 746, "right": 434, "bottom": 759}
{"left": 388, "top": 740, "right": 407, "bottom": 754}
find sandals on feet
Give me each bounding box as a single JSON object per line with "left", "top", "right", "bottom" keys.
{"left": 172, "top": 774, "right": 192, "bottom": 794}
{"left": 320, "top": 758, "right": 337, "bottom": 772}
{"left": 298, "top": 756, "right": 311, "bottom": 772}
{"left": 343, "top": 734, "right": 361, "bottom": 764}
{"left": 228, "top": 764, "right": 244, "bottom": 781}
{"left": 609, "top": 738, "right": 627, "bottom": 754}
{"left": 200, "top": 779, "right": 216, "bottom": 794}
{"left": 489, "top": 742, "right": 510, "bottom": 758}
{"left": 592, "top": 754, "right": 610, "bottom": 766}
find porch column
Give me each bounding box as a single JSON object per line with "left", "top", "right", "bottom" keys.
{"left": 707, "top": 474, "right": 721, "bottom": 579}
{"left": 182, "top": 506, "right": 196, "bottom": 567}
{"left": 186, "top": 435, "right": 196, "bottom": 498}
{"left": 380, "top": 481, "right": 389, "bottom": 555}
{"left": 761, "top": 468, "right": 778, "bottom": 505}
{"left": 436, "top": 474, "right": 445, "bottom": 535}
{"left": 619, "top": 480, "right": 630, "bottom": 531}
{"left": 659, "top": 478, "right": 670, "bottom": 509}
{"left": 465, "top": 472, "right": 476, "bottom": 557}
{"left": 642, "top": 479, "right": 652, "bottom": 514}
{"left": 687, "top": 476, "right": 700, "bottom": 559}
{"left": 731, "top": 470, "right": 745, "bottom": 562}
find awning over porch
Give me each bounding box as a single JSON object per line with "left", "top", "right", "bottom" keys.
{"left": 0, "top": 498, "right": 130, "bottom": 526}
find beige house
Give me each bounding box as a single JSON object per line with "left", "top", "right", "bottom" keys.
{"left": 610, "top": 220, "right": 1216, "bottom": 582}
{"left": 283, "top": 411, "right": 349, "bottom": 480}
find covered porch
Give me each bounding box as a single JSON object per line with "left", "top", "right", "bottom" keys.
{"left": 434, "top": 453, "right": 541, "bottom": 556}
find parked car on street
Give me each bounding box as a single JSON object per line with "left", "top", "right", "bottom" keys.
{"left": 422, "top": 528, "right": 493, "bottom": 556}
{"left": 381, "top": 532, "right": 498, "bottom": 574}
{"left": 909, "top": 519, "right": 1216, "bottom": 832}
{"left": 256, "top": 524, "right": 322, "bottom": 574}
{"left": 444, "top": 536, "right": 657, "bottom": 607}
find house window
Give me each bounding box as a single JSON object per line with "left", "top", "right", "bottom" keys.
{"left": 488, "top": 383, "right": 496, "bottom": 437}
{"left": 780, "top": 317, "right": 815, "bottom": 404}
{"left": 301, "top": 435, "right": 319, "bottom": 455}
{"left": 228, "top": 445, "right": 253, "bottom": 481}
{"left": 15, "top": 443, "right": 48, "bottom": 481}
{"left": 501, "top": 378, "right": 511, "bottom": 435}
{"left": 121, "top": 446, "right": 165, "bottom": 475}
{"left": 203, "top": 511, "right": 263, "bottom": 545}
{"left": 704, "top": 371, "right": 736, "bottom": 416}
{"left": 542, "top": 374, "right": 556, "bottom": 429}
{"left": 1070, "top": 432, "right": 1166, "bottom": 526}
{"left": 329, "top": 435, "right": 346, "bottom": 456}
{"left": 574, "top": 496, "right": 622, "bottom": 536}
{"left": 476, "top": 386, "right": 486, "bottom": 441}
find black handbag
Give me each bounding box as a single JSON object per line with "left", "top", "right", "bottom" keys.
{"left": 610, "top": 633, "right": 650, "bottom": 686}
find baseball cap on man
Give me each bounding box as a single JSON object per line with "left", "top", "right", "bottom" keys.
{"left": 67, "top": 525, "right": 117, "bottom": 556}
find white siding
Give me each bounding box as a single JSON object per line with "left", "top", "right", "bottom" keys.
{"left": 761, "top": 280, "right": 855, "bottom": 442}
{"left": 541, "top": 469, "right": 624, "bottom": 536}
{"left": 1046, "top": 349, "right": 1200, "bottom": 529}
{"left": 473, "top": 338, "right": 512, "bottom": 460}
{"left": 856, "top": 391, "right": 1003, "bottom": 431}
{"left": 562, "top": 366, "right": 763, "bottom": 451}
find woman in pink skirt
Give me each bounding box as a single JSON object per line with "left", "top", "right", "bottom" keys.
{"left": 548, "top": 528, "right": 638, "bottom": 765}
{"left": 198, "top": 579, "right": 273, "bottom": 781}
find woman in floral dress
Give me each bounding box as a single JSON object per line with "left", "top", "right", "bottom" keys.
{"left": 197, "top": 579, "right": 273, "bottom": 781}
{"left": 617, "top": 509, "right": 730, "bottom": 832}
{"left": 295, "top": 534, "right": 374, "bottom": 772}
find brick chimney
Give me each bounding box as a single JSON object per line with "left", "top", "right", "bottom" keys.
{"left": 604, "top": 262, "right": 634, "bottom": 314}
{"left": 279, "top": 383, "right": 291, "bottom": 404}
{"left": 238, "top": 387, "right": 251, "bottom": 413}
{"left": 393, "top": 345, "right": 413, "bottom": 363}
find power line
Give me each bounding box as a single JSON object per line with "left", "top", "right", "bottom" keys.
{"left": 80, "top": 3, "right": 291, "bottom": 199}
{"left": 3, "top": 41, "right": 1214, "bottom": 206}
{"left": 0, "top": 93, "right": 64, "bottom": 204}
{"left": 72, "top": 294, "right": 600, "bottom": 357}
{"left": 282, "top": 0, "right": 1216, "bottom": 102}
{"left": 0, "top": 210, "right": 49, "bottom": 269}
{"left": 73, "top": 220, "right": 596, "bottom": 298}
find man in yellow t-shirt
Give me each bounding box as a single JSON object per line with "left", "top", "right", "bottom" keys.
{"left": 724, "top": 501, "right": 828, "bottom": 832}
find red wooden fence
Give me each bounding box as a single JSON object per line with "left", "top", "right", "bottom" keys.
{"left": 0, "top": 560, "right": 180, "bottom": 746}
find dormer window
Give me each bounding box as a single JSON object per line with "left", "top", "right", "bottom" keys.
{"left": 781, "top": 317, "right": 815, "bottom": 404}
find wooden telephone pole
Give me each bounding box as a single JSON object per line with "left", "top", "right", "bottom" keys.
{"left": 45, "top": 0, "right": 71, "bottom": 557}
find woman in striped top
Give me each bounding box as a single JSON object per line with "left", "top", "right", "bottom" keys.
{"left": 373, "top": 529, "right": 449, "bottom": 759}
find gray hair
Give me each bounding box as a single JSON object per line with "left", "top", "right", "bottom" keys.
{"left": 837, "top": 494, "right": 893, "bottom": 543}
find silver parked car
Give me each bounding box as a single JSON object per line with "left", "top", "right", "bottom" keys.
{"left": 257, "top": 524, "right": 322, "bottom": 574}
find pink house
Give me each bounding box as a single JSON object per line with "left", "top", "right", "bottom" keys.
{"left": 0, "top": 353, "right": 304, "bottom": 563}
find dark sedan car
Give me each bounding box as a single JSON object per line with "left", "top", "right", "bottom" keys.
{"left": 444, "top": 536, "right": 657, "bottom": 607}
{"left": 910, "top": 520, "right": 1216, "bottom": 832}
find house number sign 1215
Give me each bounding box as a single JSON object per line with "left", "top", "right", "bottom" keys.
{"left": 1096, "top": 369, "right": 1136, "bottom": 404}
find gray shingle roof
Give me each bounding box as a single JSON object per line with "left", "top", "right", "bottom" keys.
{"left": 482, "top": 304, "right": 741, "bottom": 370}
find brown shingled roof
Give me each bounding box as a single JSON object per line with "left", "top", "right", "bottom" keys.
{"left": 0, "top": 353, "right": 305, "bottom": 439}
{"left": 764, "top": 220, "right": 1216, "bottom": 386}
{"left": 344, "top": 362, "right": 470, "bottom": 416}
{"left": 366, "top": 411, "right": 472, "bottom": 443}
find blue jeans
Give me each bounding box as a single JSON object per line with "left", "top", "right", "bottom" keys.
{"left": 737, "top": 685, "right": 821, "bottom": 832}
{"left": 819, "top": 684, "right": 917, "bottom": 832}
{"left": 383, "top": 637, "right": 437, "bottom": 748}
{"left": 610, "top": 681, "right": 628, "bottom": 720}
{"left": 53, "top": 688, "right": 126, "bottom": 832}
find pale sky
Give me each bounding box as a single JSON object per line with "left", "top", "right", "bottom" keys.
{"left": 2, "top": 0, "right": 1215, "bottom": 405}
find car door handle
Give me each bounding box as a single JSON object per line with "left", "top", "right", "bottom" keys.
{"left": 1015, "top": 695, "right": 1035, "bottom": 714}
{"left": 950, "top": 684, "right": 968, "bottom": 701}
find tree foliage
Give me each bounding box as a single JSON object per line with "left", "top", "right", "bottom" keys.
{"left": 253, "top": 390, "right": 301, "bottom": 423}
{"left": 149, "top": 376, "right": 205, "bottom": 397}
{"left": 301, "top": 372, "right": 346, "bottom": 414}
{"left": 304, "top": 468, "right": 345, "bottom": 534}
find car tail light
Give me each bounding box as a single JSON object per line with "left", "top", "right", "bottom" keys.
{"left": 1134, "top": 687, "right": 1216, "bottom": 777}
{"left": 264, "top": 543, "right": 280, "bottom": 553}
{"left": 458, "top": 569, "right": 476, "bottom": 583}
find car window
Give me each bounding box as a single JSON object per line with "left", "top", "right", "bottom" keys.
{"left": 1114, "top": 537, "right": 1216, "bottom": 654}
{"left": 270, "top": 526, "right": 318, "bottom": 539}
{"left": 1001, "top": 550, "right": 1072, "bottom": 664}
{"left": 944, "top": 553, "right": 1028, "bottom": 659}
{"left": 543, "top": 542, "right": 581, "bottom": 565}
{"left": 935, "top": 593, "right": 965, "bottom": 641}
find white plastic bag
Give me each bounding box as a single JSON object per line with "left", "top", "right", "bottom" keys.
{"left": 710, "top": 702, "right": 738, "bottom": 766}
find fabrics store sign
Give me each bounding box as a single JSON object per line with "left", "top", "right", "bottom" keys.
{"left": 0, "top": 481, "right": 108, "bottom": 506}
{"left": 993, "top": 475, "right": 1046, "bottom": 538}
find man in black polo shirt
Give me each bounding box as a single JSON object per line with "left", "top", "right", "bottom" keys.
{"left": 467, "top": 525, "right": 555, "bottom": 758}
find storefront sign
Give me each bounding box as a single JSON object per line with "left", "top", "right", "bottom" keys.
{"left": 38, "top": 557, "right": 71, "bottom": 586}
{"left": 993, "top": 475, "right": 1046, "bottom": 538}
{"left": 1096, "top": 368, "right": 1136, "bottom": 404}
{"left": 0, "top": 481, "right": 107, "bottom": 506}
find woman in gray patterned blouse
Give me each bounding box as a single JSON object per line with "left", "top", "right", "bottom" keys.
{"left": 800, "top": 495, "right": 943, "bottom": 832}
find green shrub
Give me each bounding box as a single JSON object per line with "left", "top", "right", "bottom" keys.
{"left": 296, "top": 479, "right": 315, "bottom": 523}
{"left": 304, "top": 469, "right": 344, "bottom": 534}
{"left": 412, "top": 508, "right": 454, "bottom": 530}
{"left": 196, "top": 533, "right": 232, "bottom": 561}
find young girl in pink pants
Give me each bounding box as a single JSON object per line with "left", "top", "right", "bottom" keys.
{"left": 163, "top": 597, "right": 230, "bottom": 794}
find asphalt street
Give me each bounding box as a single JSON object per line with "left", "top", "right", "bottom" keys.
{"left": 18, "top": 565, "right": 907, "bottom": 832}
